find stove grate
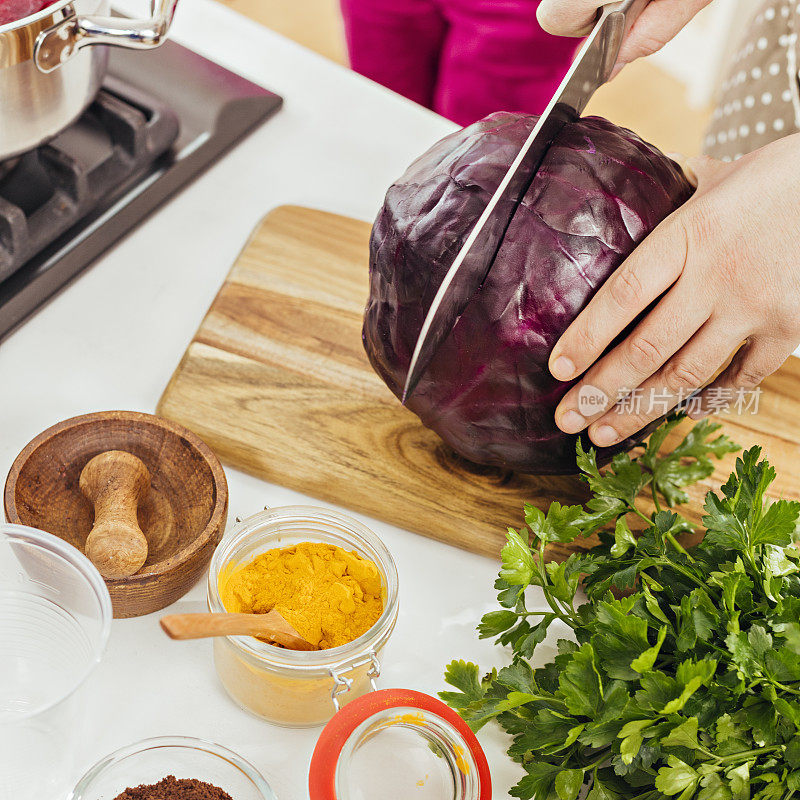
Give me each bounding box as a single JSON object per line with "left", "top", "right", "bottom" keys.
{"left": 0, "top": 84, "right": 179, "bottom": 283}
{"left": 0, "top": 39, "right": 282, "bottom": 342}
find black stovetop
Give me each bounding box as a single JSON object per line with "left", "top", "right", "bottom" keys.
{"left": 0, "top": 39, "right": 282, "bottom": 341}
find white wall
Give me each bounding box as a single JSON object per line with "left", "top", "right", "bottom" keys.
{"left": 649, "top": 0, "right": 763, "bottom": 107}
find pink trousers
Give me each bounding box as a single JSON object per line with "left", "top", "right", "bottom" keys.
{"left": 340, "top": 0, "right": 578, "bottom": 126}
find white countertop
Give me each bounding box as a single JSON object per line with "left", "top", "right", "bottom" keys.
{"left": 0, "top": 1, "right": 541, "bottom": 797}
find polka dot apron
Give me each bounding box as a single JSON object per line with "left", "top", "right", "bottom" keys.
{"left": 704, "top": 0, "right": 800, "bottom": 160}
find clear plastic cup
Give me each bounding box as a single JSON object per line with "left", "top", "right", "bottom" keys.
{"left": 0, "top": 524, "right": 112, "bottom": 800}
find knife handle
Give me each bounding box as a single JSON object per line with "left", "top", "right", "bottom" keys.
{"left": 591, "top": 0, "right": 650, "bottom": 82}
{"left": 602, "top": 0, "right": 650, "bottom": 36}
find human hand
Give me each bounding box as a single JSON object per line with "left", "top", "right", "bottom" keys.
{"left": 549, "top": 134, "right": 800, "bottom": 446}
{"left": 536, "top": 0, "right": 713, "bottom": 71}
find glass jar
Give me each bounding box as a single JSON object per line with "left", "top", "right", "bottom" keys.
{"left": 309, "top": 688, "right": 492, "bottom": 800}
{"left": 69, "top": 736, "right": 277, "bottom": 800}
{"left": 207, "top": 506, "right": 399, "bottom": 727}
{"left": 0, "top": 524, "right": 111, "bottom": 800}
{"left": 207, "top": 508, "right": 491, "bottom": 798}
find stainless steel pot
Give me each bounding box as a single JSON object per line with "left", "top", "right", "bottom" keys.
{"left": 0, "top": 0, "right": 178, "bottom": 161}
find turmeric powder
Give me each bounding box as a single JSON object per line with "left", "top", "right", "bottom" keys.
{"left": 219, "top": 542, "right": 384, "bottom": 649}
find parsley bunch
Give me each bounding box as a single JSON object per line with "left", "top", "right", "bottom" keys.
{"left": 442, "top": 416, "right": 800, "bottom": 800}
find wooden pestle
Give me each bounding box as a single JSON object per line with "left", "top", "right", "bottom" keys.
{"left": 80, "top": 450, "right": 151, "bottom": 579}
{"left": 160, "top": 610, "right": 318, "bottom": 651}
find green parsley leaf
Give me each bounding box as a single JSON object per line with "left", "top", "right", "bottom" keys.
{"left": 442, "top": 660, "right": 485, "bottom": 703}
{"left": 646, "top": 418, "right": 738, "bottom": 508}
{"left": 500, "top": 528, "right": 535, "bottom": 587}
{"left": 697, "top": 773, "right": 732, "bottom": 800}
{"left": 618, "top": 718, "right": 652, "bottom": 765}
{"left": 593, "top": 598, "right": 652, "bottom": 680}
{"left": 785, "top": 734, "right": 800, "bottom": 767}
{"left": 477, "top": 609, "right": 518, "bottom": 639}
{"left": 577, "top": 441, "right": 649, "bottom": 506}
{"left": 559, "top": 642, "right": 603, "bottom": 717}
{"left": 585, "top": 772, "right": 626, "bottom": 800}
{"left": 555, "top": 769, "right": 584, "bottom": 800}
{"left": 661, "top": 717, "right": 699, "bottom": 750}
{"left": 443, "top": 420, "right": 800, "bottom": 800}
{"left": 726, "top": 762, "right": 750, "bottom": 800}
{"left": 511, "top": 763, "right": 561, "bottom": 800}
{"left": 631, "top": 625, "right": 667, "bottom": 674}
{"left": 726, "top": 631, "right": 761, "bottom": 680}
{"left": 752, "top": 499, "right": 800, "bottom": 548}
{"left": 610, "top": 517, "right": 638, "bottom": 558}
{"left": 655, "top": 756, "right": 699, "bottom": 796}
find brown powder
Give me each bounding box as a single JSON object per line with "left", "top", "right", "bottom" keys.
{"left": 112, "top": 775, "right": 234, "bottom": 800}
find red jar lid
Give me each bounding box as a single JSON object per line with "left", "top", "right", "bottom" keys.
{"left": 309, "top": 688, "right": 491, "bottom": 800}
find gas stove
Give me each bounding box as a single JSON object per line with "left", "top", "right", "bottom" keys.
{"left": 0, "top": 38, "right": 282, "bottom": 341}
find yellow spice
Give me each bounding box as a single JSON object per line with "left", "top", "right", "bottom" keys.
{"left": 219, "top": 542, "right": 384, "bottom": 649}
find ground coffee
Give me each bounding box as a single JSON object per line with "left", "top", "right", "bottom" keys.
{"left": 112, "top": 775, "right": 234, "bottom": 800}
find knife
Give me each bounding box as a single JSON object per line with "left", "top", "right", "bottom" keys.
{"left": 402, "top": 0, "right": 650, "bottom": 402}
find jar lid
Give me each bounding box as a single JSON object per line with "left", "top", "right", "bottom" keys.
{"left": 309, "top": 688, "right": 491, "bottom": 800}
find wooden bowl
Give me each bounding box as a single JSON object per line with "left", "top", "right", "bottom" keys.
{"left": 4, "top": 411, "right": 228, "bottom": 618}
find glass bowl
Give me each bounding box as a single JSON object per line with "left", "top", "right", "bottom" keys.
{"left": 0, "top": 523, "right": 111, "bottom": 800}
{"left": 69, "top": 736, "right": 277, "bottom": 800}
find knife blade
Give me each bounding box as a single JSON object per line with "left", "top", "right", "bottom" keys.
{"left": 402, "top": 0, "right": 650, "bottom": 402}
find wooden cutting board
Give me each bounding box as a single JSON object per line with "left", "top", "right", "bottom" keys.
{"left": 158, "top": 205, "right": 800, "bottom": 560}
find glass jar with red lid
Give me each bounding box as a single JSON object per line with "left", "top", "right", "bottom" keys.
{"left": 207, "top": 506, "right": 492, "bottom": 799}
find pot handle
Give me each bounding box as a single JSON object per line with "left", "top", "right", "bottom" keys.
{"left": 34, "top": 0, "right": 179, "bottom": 74}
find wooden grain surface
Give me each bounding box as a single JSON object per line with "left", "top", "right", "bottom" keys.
{"left": 158, "top": 205, "right": 800, "bottom": 560}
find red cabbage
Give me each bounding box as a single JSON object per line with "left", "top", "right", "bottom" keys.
{"left": 363, "top": 112, "right": 694, "bottom": 474}
{"left": 0, "top": 0, "right": 58, "bottom": 24}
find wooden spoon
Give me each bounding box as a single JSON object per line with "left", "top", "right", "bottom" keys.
{"left": 80, "top": 450, "right": 151, "bottom": 579}
{"left": 160, "top": 611, "right": 318, "bottom": 651}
